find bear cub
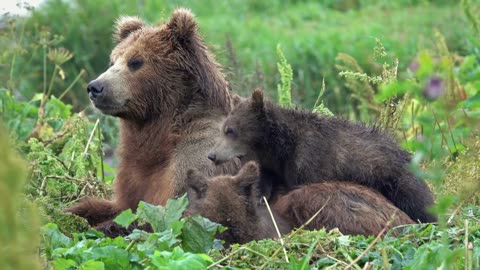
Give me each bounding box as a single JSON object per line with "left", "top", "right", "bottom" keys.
{"left": 184, "top": 161, "right": 292, "bottom": 245}
{"left": 208, "top": 88, "right": 436, "bottom": 223}
{"left": 185, "top": 161, "right": 414, "bottom": 244}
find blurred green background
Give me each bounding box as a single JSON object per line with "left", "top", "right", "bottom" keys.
{"left": 1, "top": 0, "right": 473, "bottom": 118}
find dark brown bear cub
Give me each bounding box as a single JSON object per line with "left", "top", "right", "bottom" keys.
{"left": 184, "top": 161, "right": 292, "bottom": 245}
{"left": 185, "top": 161, "right": 414, "bottom": 244}
{"left": 208, "top": 89, "right": 436, "bottom": 223}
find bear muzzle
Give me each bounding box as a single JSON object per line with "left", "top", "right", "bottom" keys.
{"left": 87, "top": 80, "right": 104, "bottom": 101}
{"left": 86, "top": 80, "right": 123, "bottom": 115}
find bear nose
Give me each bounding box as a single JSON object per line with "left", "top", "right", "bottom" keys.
{"left": 87, "top": 80, "right": 104, "bottom": 100}
{"left": 207, "top": 152, "right": 216, "bottom": 162}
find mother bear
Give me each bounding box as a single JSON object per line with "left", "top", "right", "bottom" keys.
{"left": 68, "top": 8, "right": 241, "bottom": 226}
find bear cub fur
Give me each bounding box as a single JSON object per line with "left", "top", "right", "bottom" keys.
{"left": 185, "top": 161, "right": 414, "bottom": 244}
{"left": 209, "top": 89, "right": 436, "bottom": 223}
{"left": 184, "top": 161, "right": 292, "bottom": 245}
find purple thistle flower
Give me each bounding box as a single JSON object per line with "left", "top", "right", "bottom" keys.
{"left": 423, "top": 76, "right": 445, "bottom": 101}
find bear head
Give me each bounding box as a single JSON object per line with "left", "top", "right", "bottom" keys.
{"left": 184, "top": 161, "right": 261, "bottom": 244}
{"left": 86, "top": 8, "right": 229, "bottom": 121}
{"left": 208, "top": 88, "right": 266, "bottom": 164}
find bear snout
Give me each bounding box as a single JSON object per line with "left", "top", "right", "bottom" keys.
{"left": 207, "top": 152, "right": 216, "bottom": 162}
{"left": 87, "top": 80, "right": 104, "bottom": 100}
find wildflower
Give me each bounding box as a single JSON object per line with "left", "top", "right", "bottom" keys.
{"left": 423, "top": 76, "right": 445, "bottom": 101}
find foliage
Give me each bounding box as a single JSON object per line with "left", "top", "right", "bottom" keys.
{"left": 41, "top": 196, "right": 223, "bottom": 270}
{"left": 0, "top": 0, "right": 472, "bottom": 116}
{"left": 0, "top": 125, "right": 41, "bottom": 270}
{"left": 211, "top": 212, "right": 480, "bottom": 269}
{"left": 276, "top": 45, "right": 293, "bottom": 108}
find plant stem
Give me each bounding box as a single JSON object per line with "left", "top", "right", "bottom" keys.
{"left": 59, "top": 69, "right": 86, "bottom": 100}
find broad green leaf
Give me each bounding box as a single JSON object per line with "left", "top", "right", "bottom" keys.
{"left": 80, "top": 260, "right": 105, "bottom": 270}
{"left": 113, "top": 209, "right": 137, "bottom": 229}
{"left": 137, "top": 230, "right": 178, "bottom": 253}
{"left": 136, "top": 194, "right": 188, "bottom": 233}
{"left": 52, "top": 258, "right": 76, "bottom": 270}
{"left": 181, "top": 215, "right": 224, "bottom": 253}
{"left": 84, "top": 246, "right": 130, "bottom": 269}
{"left": 148, "top": 247, "right": 212, "bottom": 270}
{"left": 41, "top": 223, "right": 72, "bottom": 259}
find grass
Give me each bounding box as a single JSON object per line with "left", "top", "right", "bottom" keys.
{"left": 2, "top": 0, "right": 472, "bottom": 117}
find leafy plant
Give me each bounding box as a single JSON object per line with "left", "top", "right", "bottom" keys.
{"left": 276, "top": 44, "right": 293, "bottom": 108}
{"left": 0, "top": 125, "right": 41, "bottom": 270}
{"left": 42, "top": 195, "right": 223, "bottom": 269}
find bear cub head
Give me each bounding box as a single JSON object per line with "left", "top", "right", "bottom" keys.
{"left": 184, "top": 161, "right": 274, "bottom": 244}
{"left": 208, "top": 88, "right": 266, "bottom": 165}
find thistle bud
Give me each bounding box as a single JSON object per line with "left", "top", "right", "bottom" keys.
{"left": 423, "top": 76, "right": 444, "bottom": 101}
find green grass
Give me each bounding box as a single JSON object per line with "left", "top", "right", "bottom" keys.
{"left": 2, "top": 0, "right": 472, "bottom": 116}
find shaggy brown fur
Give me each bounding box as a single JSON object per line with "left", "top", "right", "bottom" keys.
{"left": 273, "top": 182, "right": 415, "bottom": 236}
{"left": 184, "top": 161, "right": 291, "bottom": 245}
{"left": 67, "top": 119, "right": 179, "bottom": 226}
{"left": 185, "top": 162, "right": 414, "bottom": 244}
{"left": 209, "top": 89, "right": 436, "bottom": 223}
{"left": 68, "top": 9, "right": 241, "bottom": 227}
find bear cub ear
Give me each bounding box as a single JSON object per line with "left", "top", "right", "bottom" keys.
{"left": 251, "top": 88, "right": 265, "bottom": 111}
{"left": 186, "top": 169, "right": 208, "bottom": 199}
{"left": 113, "top": 16, "right": 145, "bottom": 43}
{"left": 234, "top": 161, "right": 260, "bottom": 198}
{"left": 166, "top": 8, "right": 198, "bottom": 47}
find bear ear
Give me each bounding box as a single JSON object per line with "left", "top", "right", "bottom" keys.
{"left": 166, "top": 8, "right": 198, "bottom": 47}
{"left": 113, "top": 16, "right": 145, "bottom": 43}
{"left": 186, "top": 169, "right": 208, "bottom": 199}
{"left": 234, "top": 161, "right": 260, "bottom": 197}
{"left": 231, "top": 93, "right": 245, "bottom": 108}
{"left": 251, "top": 88, "right": 265, "bottom": 112}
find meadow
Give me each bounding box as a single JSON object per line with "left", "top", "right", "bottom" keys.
{"left": 1, "top": 0, "right": 479, "bottom": 269}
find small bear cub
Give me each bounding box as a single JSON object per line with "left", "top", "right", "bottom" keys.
{"left": 184, "top": 161, "right": 291, "bottom": 245}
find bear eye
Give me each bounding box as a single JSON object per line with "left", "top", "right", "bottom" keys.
{"left": 128, "top": 58, "right": 144, "bottom": 71}
{"left": 225, "top": 127, "right": 237, "bottom": 138}
{"left": 109, "top": 61, "right": 114, "bottom": 67}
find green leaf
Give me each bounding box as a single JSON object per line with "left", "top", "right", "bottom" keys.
{"left": 84, "top": 246, "right": 130, "bottom": 269}
{"left": 137, "top": 230, "right": 178, "bottom": 253}
{"left": 462, "top": 92, "right": 480, "bottom": 109}
{"left": 181, "top": 215, "right": 224, "bottom": 253}
{"left": 147, "top": 247, "right": 212, "bottom": 270}
{"left": 41, "top": 223, "right": 72, "bottom": 259}
{"left": 113, "top": 209, "right": 137, "bottom": 229}
{"left": 375, "top": 81, "right": 410, "bottom": 102}
{"left": 52, "top": 258, "right": 76, "bottom": 270}
{"left": 136, "top": 194, "right": 188, "bottom": 233}
{"left": 80, "top": 260, "right": 105, "bottom": 270}
{"left": 416, "top": 50, "right": 434, "bottom": 79}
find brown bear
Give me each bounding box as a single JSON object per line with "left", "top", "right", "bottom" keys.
{"left": 67, "top": 9, "right": 241, "bottom": 227}
{"left": 184, "top": 161, "right": 292, "bottom": 245}
{"left": 208, "top": 88, "right": 437, "bottom": 223}
{"left": 273, "top": 182, "right": 415, "bottom": 236}
{"left": 185, "top": 161, "right": 414, "bottom": 244}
